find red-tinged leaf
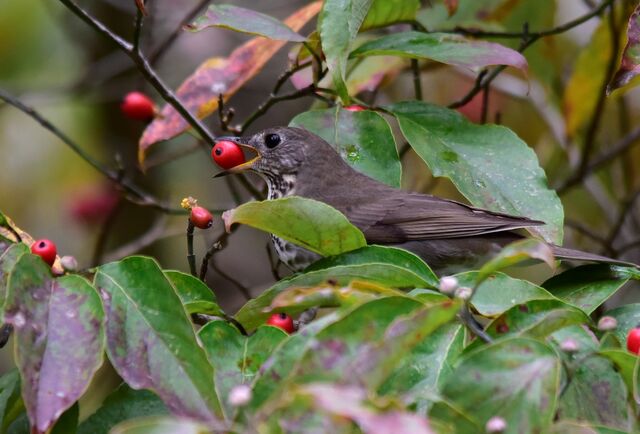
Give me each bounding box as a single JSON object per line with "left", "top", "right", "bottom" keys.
{"left": 134, "top": 0, "right": 147, "bottom": 16}
{"left": 138, "top": 2, "right": 322, "bottom": 163}
{"left": 608, "top": 5, "right": 640, "bottom": 95}
{"left": 351, "top": 31, "right": 528, "bottom": 74}
{"left": 4, "top": 254, "right": 104, "bottom": 434}
{"left": 94, "top": 256, "right": 224, "bottom": 426}
{"left": 444, "top": 0, "right": 459, "bottom": 16}
{"left": 186, "top": 4, "right": 306, "bottom": 42}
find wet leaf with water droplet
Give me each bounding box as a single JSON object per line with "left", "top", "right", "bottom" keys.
{"left": 290, "top": 106, "right": 401, "bottom": 187}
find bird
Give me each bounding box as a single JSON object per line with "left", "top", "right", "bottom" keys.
{"left": 215, "top": 126, "right": 635, "bottom": 274}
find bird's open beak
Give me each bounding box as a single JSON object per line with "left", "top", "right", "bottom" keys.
{"left": 213, "top": 136, "right": 261, "bottom": 178}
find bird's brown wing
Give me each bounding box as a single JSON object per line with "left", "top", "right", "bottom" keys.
{"left": 342, "top": 192, "right": 545, "bottom": 243}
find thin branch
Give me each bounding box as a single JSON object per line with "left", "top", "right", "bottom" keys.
{"left": 132, "top": 7, "right": 144, "bottom": 54}
{"left": 449, "top": 0, "right": 613, "bottom": 110}
{"left": 480, "top": 87, "right": 489, "bottom": 124}
{"left": 411, "top": 59, "right": 423, "bottom": 100}
{"left": 92, "top": 196, "right": 124, "bottom": 266}
{"left": 557, "top": 125, "right": 640, "bottom": 193}
{"left": 210, "top": 261, "right": 252, "bottom": 301}
{"left": 59, "top": 0, "right": 217, "bottom": 146}
{"left": 0, "top": 88, "right": 184, "bottom": 214}
{"left": 606, "top": 188, "right": 640, "bottom": 247}
{"left": 575, "top": 3, "right": 620, "bottom": 181}
{"left": 148, "top": 0, "right": 210, "bottom": 65}
{"left": 445, "top": 0, "right": 613, "bottom": 39}
{"left": 187, "top": 220, "right": 197, "bottom": 276}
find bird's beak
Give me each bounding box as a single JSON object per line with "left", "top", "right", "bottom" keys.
{"left": 213, "top": 136, "right": 261, "bottom": 178}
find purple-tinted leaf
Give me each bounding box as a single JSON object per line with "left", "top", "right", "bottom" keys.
{"left": 94, "top": 256, "right": 223, "bottom": 426}
{"left": 186, "top": 4, "right": 306, "bottom": 42}
{"left": 608, "top": 5, "right": 640, "bottom": 94}
{"left": 300, "top": 383, "right": 434, "bottom": 434}
{"left": 351, "top": 31, "right": 528, "bottom": 73}
{"left": 4, "top": 254, "right": 104, "bottom": 434}
{"left": 110, "top": 416, "right": 210, "bottom": 434}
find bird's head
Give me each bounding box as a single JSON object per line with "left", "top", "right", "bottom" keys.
{"left": 214, "top": 126, "right": 319, "bottom": 177}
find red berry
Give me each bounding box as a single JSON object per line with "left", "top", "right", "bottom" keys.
{"left": 627, "top": 327, "right": 640, "bottom": 354}
{"left": 121, "top": 91, "right": 156, "bottom": 121}
{"left": 212, "top": 140, "right": 246, "bottom": 170}
{"left": 69, "top": 184, "right": 119, "bottom": 225}
{"left": 344, "top": 105, "right": 366, "bottom": 112}
{"left": 190, "top": 206, "right": 213, "bottom": 229}
{"left": 266, "top": 313, "right": 295, "bottom": 333}
{"left": 31, "top": 239, "right": 57, "bottom": 266}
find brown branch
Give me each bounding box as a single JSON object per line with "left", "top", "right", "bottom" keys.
{"left": 557, "top": 126, "right": 640, "bottom": 193}
{"left": 575, "top": 3, "right": 621, "bottom": 181}
{"left": 148, "top": 0, "right": 210, "bottom": 65}
{"left": 443, "top": 0, "right": 613, "bottom": 39}
{"left": 0, "top": 88, "right": 185, "bottom": 214}
{"left": 59, "top": 0, "right": 217, "bottom": 146}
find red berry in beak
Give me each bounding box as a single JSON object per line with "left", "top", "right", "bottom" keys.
{"left": 212, "top": 140, "right": 246, "bottom": 169}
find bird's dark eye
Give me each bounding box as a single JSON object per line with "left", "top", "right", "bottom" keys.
{"left": 264, "top": 133, "right": 281, "bottom": 148}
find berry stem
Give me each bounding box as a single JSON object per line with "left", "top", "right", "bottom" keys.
{"left": 186, "top": 219, "right": 196, "bottom": 277}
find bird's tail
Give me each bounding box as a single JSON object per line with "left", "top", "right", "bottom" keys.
{"left": 552, "top": 245, "right": 638, "bottom": 268}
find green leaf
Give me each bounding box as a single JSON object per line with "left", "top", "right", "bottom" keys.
{"left": 604, "top": 303, "right": 640, "bottom": 345}
{"left": 557, "top": 356, "right": 632, "bottom": 430}
{"left": 50, "top": 403, "right": 78, "bottom": 434}
{"left": 248, "top": 312, "right": 345, "bottom": 412}
{"left": 305, "top": 245, "right": 438, "bottom": 287}
{"left": 550, "top": 325, "right": 599, "bottom": 359}
{"left": 78, "top": 385, "right": 167, "bottom": 434}
{"left": 5, "top": 255, "right": 105, "bottom": 434}
{"left": 164, "top": 270, "right": 223, "bottom": 316}
{"left": 361, "top": 0, "right": 420, "bottom": 30}
{"left": 431, "top": 338, "right": 561, "bottom": 434}
{"left": 345, "top": 55, "right": 407, "bottom": 95}
{"left": 235, "top": 263, "right": 435, "bottom": 330}
{"left": 94, "top": 256, "right": 223, "bottom": 425}
{"left": 599, "top": 349, "right": 637, "bottom": 398}
{"left": 543, "top": 265, "right": 630, "bottom": 315}
{"left": 222, "top": 197, "right": 366, "bottom": 256}
{"left": 456, "top": 271, "right": 554, "bottom": 317}
{"left": 286, "top": 297, "right": 434, "bottom": 386}
{"left": 198, "top": 321, "right": 287, "bottom": 416}
{"left": 290, "top": 107, "right": 402, "bottom": 187}
{"left": 186, "top": 4, "right": 306, "bottom": 41}
{"left": 481, "top": 299, "right": 591, "bottom": 342}
{"left": 388, "top": 101, "right": 564, "bottom": 244}
{"left": 351, "top": 31, "right": 528, "bottom": 73}
{"left": 476, "top": 239, "right": 556, "bottom": 284}
{"left": 110, "top": 417, "right": 210, "bottom": 434}
{"left": 319, "top": 0, "right": 373, "bottom": 102}
{"left": 379, "top": 323, "right": 464, "bottom": 412}
{"left": 270, "top": 280, "right": 409, "bottom": 312}
{"left": 549, "top": 420, "right": 629, "bottom": 434}
{"left": 0, "top": 370, "right": 23, "bottom": 432}
{"left": 0, "top": 243, "right": 29, "bottom": 318}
